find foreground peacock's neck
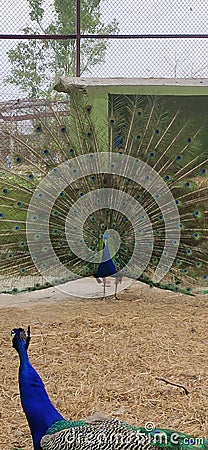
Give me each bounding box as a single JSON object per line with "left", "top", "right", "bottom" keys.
{"left": 18, "top": 349, "right": 64, "bottom": 449}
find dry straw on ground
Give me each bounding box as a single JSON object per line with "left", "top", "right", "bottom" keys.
{"left": 0, "top": 281, "right": 207, "bottom": 449}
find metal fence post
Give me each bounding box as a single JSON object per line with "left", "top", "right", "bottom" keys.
{"left": 76, "top": 0, "right": 81, "bottom": 77}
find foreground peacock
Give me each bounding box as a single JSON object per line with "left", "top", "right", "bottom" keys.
{"left": 0, "top": 81, "right": 208, "bottom": 297}
{"left": 12, "top": 326, "right": 208, "bottom": 450}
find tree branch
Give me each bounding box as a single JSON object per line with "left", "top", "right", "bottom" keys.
{"left": 156, "top": 377, "right": 189, "bottom": 395}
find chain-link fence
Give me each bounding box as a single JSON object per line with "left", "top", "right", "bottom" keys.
{"left": 1, "top": 0, "right": 208, "bottom": 102}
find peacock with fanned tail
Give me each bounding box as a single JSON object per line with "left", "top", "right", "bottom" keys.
{"left": 0, "top": 86, "right": 208, "bottom": 297}
{"left": 11, "top": 326, "right": 208, "bottom": 450}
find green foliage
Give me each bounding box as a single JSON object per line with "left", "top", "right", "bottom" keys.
{"left": 5, "top": 0, "right": 119, "bottom": 97}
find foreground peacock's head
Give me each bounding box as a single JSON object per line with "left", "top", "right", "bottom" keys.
{"left": 11, "top": 326, "right": 31, "bottom": 352}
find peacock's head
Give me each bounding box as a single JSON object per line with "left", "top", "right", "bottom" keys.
{"left": 11, "top": 326, "right": 31, "bottom": 352}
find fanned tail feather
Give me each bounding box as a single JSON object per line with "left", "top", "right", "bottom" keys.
{"left": 0, "top": 92, "right": 207, "bottom": 295}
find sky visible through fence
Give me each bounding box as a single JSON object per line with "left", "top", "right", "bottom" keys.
{"left": 1, "top": 0, "right": 208, "bottom": 101}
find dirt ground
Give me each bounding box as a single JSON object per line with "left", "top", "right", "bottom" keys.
{"left": 0, "top": 281, "right": 208, "bottom": 450}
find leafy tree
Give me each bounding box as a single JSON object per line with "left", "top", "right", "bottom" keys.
{"left": 5, "top": 0, "right": 118, "bottom": 97}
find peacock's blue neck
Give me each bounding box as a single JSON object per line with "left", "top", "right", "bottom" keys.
{"left": 17, "top": 343, "right": 64, "bottom": 450}
{"left": 97, "top": 241, "right": 116, "bottom": 277}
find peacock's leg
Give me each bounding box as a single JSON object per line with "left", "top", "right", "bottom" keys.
{"left": 102, "top": 277, "right": 106, "bottom": 300}
{"left": 114, "top": 278, "right": 119, "bottom": 300}
{"left": 114, "top": 276, "right": 122, "bottom": 299}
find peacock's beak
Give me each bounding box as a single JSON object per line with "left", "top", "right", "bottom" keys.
{"left": 11, "top": 329, "right": 16, "bottom": 340}
{"left": 11, "top": 329, "right": 17, "bottom": 347}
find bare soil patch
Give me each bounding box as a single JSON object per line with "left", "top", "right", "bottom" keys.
{"left": 0, "top": 282, "right": 207, "bottom": 449}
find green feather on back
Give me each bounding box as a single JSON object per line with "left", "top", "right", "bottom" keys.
{"left": 46, "top": 419, "right": 88, "bottom": 434}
